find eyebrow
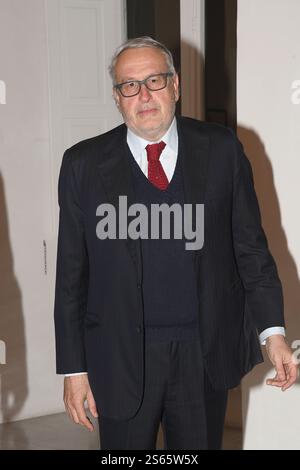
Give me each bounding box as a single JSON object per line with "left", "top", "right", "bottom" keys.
{"left": 117, "top": 72, "right": 166, "bottom": 83}
{"left": 120, "top": 77, "right": 136, "bottom": 81}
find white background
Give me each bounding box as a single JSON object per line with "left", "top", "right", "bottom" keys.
{"left": 237, "top": 0, "right": 300, "bottom": 449}
{"left": 0, "top": 0, "right": 124, "bottom": 423}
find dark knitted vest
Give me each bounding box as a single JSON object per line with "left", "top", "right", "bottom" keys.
{"left": 127, "top": 145, "right": 200, "bottom": 341}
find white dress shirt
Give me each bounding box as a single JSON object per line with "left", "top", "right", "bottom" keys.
{"left": 127, "top": 116, "right": 178, "bottom": 181}
{"left": 65, "top": 118, "right": 284, "bottom": 376}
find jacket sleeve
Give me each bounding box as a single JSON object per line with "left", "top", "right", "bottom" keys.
{"left": 231, "top": 131, "right": 285, "bottom": 333}
{"left": 54, "top": 149, "right": 89, "bottom": 374}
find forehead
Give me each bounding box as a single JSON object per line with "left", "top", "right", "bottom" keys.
{"left": 114, "top": 47, "right": 168, "bottom": 82}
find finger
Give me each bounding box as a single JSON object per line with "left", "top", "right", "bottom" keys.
{"left": 64, "top": 398, "right": 78, "bottom": 422}
{"left": 274, "top": 361, "right": 287, "bottom": 382}
{"left": 266, "top": 378, "right": 287, "bottom": 387}
{"left": 87, "top": 394, "right": 99, "bottom": 418}
{"left": 66, "top": 404, "right": 80, "bottom": 424}
{"left": 266, "top": 372, "right": 287, "bottom": 387}
{"left": 282, "top": 364, "right": 298, "bottom": 391}
{"left": 76, "top": 405, "right": 94, "bottom": 432}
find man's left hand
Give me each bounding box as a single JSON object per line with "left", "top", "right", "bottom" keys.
{"left": 265, "top": 335, "right": 298, "bottom": 391}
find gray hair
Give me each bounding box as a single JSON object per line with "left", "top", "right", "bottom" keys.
{"left": 109, "top": 36, "right": 176, "bottom": 84}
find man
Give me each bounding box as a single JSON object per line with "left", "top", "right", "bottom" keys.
{"left": 54, "top": 37, "right": 297, "bottom": 450}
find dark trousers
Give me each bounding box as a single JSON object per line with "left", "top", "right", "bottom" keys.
{"left": 99, "top": 336, "right": 228, "bottom": 450}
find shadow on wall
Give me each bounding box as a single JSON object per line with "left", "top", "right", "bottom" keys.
{"left": 238, "top": 126, "right": 300, "bottom": 441}
{"left": 181, "top": 39, "right": 242, "bottom": 431}
{"left": 0, "top": 173, "right": 29, "bottom": 449}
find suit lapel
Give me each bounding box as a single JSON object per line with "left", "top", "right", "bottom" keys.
{"left": 96, "top": 125, "right": 142, "bottom": 282}
{"left": 177, "top": 116, "right": 210, "bottom": 206}
{"left": 177, "top": 117, "right": 210, "bottom": 259}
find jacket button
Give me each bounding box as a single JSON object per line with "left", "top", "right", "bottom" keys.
{"left": 136, "top": 326, "right": 142, "bottom": 333}
{"left": 137, "top": 283, "right": 141, "bottom": 289}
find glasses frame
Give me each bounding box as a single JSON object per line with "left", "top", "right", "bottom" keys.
{"left": 114, "top": 72, "right": 174, "bottom": 98}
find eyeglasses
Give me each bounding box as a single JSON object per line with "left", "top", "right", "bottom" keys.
{"left": 114, "top": 72, "right": 174, "bottom": 97}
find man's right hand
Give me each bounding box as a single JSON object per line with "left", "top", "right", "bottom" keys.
{"left": 64, "top": 374, "right": 98, "bottom": 432}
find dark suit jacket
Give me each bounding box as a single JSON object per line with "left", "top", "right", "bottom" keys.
{"left": 54, "top": 116, "right": 285, "bottom": 420}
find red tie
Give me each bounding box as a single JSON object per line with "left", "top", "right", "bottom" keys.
{"left": 145, "top": 141, "right": 169, "bottom": 190}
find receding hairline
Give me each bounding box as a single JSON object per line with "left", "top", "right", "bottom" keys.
{"left": 113, "top": 46, "right": 171, "bottom": 80}
{"left": 109, "top": 37, "right": 176, "bottom": 84}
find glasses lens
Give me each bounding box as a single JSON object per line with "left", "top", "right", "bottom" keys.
{"left": 146, "top": 74, "right": 167, "bottom": 91}
{"left": 120, "top": 81, "right": 139, "bottom": 97}
{"left": 117, "top": 73, "right": 172, "bottom": 97}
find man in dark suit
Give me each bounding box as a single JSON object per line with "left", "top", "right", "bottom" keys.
{"left": 54, "top": 37, "right": 297, "bottom": 450}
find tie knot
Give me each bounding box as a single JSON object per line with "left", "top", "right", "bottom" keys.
{"left": 145, "top": 141, "right": 166, "bottom": 162}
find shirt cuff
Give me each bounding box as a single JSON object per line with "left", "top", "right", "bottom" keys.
{"left": 64, "top": 372, "right": 88, "bottom": 377}
{"left": 259, "top": 327, "right": 286, "bottom": 345}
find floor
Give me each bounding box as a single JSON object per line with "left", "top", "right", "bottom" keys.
{"left": 0, "top": 412, "right": 243, "bottom": 450}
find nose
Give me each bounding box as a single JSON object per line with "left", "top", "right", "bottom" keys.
{"left": 139, "top": 83, "right": 152, "bottom": 101}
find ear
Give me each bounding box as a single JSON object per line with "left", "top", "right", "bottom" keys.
{"left": 113, "top": 87, "right": 120, "bottom": 110}
{"left": 173, "top": 73, "right": 180, "bottom": 102}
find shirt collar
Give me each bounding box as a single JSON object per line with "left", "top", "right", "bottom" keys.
{"left": 126, "top": 116, "right": 177, "bottom": 155}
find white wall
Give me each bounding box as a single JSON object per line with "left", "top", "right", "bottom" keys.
{"left": 0, "top": 0, "right": 124, "bottom": 427}
{"left": 237, "top": 0, "right": 300, "bottom": 449}
{"left": 0, "top": 0, "right": 62, "bottom": 424}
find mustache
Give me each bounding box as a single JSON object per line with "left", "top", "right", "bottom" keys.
{"left": 137, "top": 106, "right": 159, "bottom": 112}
